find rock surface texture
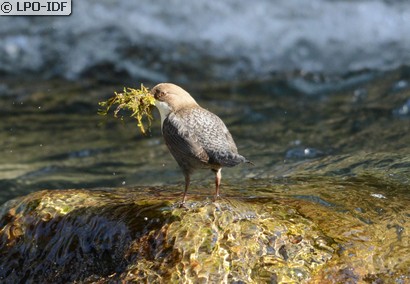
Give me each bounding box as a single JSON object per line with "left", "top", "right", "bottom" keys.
{"left": 0, "top": 185, "right": 408, "bottom": 283}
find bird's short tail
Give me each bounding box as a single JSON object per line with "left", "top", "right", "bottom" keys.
{"left": 217, "top": 153, "right": 254, "bottom": 167}
{"left": 236, "top": 154, "right": 254, "bottom": 166}
{"left": 245, "top": 159, "right": 255, "bottom": 166}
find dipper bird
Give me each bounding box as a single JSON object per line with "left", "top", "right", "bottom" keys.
{"left": 152, "top": 83, "right": 250, "bottom": 204}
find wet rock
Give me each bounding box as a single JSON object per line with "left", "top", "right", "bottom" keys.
{"left": 1, "top": 175, "right": 409, "bottom": 283}
{"left": 285, "top": 147, "right": 325, "bottom": 160}
{"left": 0, "top": 188, "right": 334, "bottom": 283}
{"left": 391, "top": 80, "right": 409, "bottom": 93}
{"left": 392, "top": 98, "right": 410, "bottom": 118}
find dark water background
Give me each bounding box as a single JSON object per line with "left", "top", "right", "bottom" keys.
{"left": 1, "top": 68, "right": 409, "bottom": 205}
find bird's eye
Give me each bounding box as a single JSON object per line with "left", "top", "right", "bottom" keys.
{"left": 154, "top": 90, "right": 166, "bottom": 100}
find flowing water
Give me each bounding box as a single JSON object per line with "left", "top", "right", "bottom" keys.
{"left": 0, "top": 67, "right": 409, "bottom": 282}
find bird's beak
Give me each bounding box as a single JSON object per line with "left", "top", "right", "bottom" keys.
{"left": 150, "top": 90, "right": 157, "bottom": 101}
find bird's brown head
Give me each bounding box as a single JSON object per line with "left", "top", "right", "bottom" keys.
{"left": 152, "top": 83, "right": 198, "bottom": 127}
{"left": 151, "top": 83, "right": 198, "bottom": 112}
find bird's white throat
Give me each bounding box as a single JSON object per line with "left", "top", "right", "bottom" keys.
{"left": 155, "top": 100, "right": 172, "bottom": 129}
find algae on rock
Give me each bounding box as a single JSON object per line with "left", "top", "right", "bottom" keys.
{"left": 0, "top": 188, "right": 334, "bottom": 283}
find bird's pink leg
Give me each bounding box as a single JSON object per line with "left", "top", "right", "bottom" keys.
{"left": 182, "top": 174, "right": 190, "bottom": 204}
{"left": 214, "top": 168, "right": 222, "bottom": 201}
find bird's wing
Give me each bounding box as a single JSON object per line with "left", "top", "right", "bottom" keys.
{"left": 178, "top": 107, "right": 244, "bottom": 167}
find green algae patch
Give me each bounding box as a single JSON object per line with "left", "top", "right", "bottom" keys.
{"left": 0, "top": 189, "right": 334, "bottom": 283}
{"left": 154, "top": 201, "right": 334, "bottom": 283}
{"left": 98, "top": 84, "right": 155, "bottom": 135}
{"left": 1, "top": 183, "right": 409, "bottom": 283}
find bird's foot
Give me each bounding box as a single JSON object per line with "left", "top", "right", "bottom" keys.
{"left": 178, "top": 201, "right": 189, "bottom": 209}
